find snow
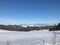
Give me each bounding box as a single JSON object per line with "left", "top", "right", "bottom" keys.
{"left": 0, "top": 29, "right": 60, "bottom": 45}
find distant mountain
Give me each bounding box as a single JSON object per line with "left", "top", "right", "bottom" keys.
{"left": 0, "top": 23, "right": 57, "bottom": 31}
{"left": 19, "top": 24, "right": 55, "bottom": 27}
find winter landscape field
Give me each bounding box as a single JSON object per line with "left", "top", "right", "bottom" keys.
{"left": 0, "top": 29, "right": 60, "bottom": 45}
{"left": 0, "top": 0, "right": 60, "bottom": 45}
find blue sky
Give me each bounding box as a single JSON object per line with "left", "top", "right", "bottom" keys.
{"left": 0, "top": 0, "right": 60, "bottom": 24}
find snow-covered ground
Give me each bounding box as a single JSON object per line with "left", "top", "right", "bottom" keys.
{"left": 0, "top": 29, "right": 60, "bottom": 45}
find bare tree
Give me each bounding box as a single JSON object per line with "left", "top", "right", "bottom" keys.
{"left": 42, "top": 40, "right": 45, "bottom": 45}
{"left": 52, "top": 31, "right": 57, "bottom": 45}
{"left": 6, "top": 40, "right": 11, "bottom": 45}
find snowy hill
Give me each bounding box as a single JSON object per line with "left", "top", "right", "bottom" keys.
{"left": 0, "top": 29, "right": 60, "bottom": 45}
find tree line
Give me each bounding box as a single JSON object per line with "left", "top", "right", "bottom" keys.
{"left": 0, "top": 23, "right": 60, "bottom": 31}
{"left": 49, "top": 23, "right": 60, "bottom": 31}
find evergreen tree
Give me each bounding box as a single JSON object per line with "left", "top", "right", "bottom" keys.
{"left": 57, "top": 23, "right": 60, "bottom": 30}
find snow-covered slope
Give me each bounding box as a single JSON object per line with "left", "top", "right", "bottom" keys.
{"left": 0, "top": 29, "right": 60, "bottom": 45}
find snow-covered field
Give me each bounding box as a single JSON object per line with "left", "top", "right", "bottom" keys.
{"left": 0, "top": 29, "right": 60, "bottom": 45}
